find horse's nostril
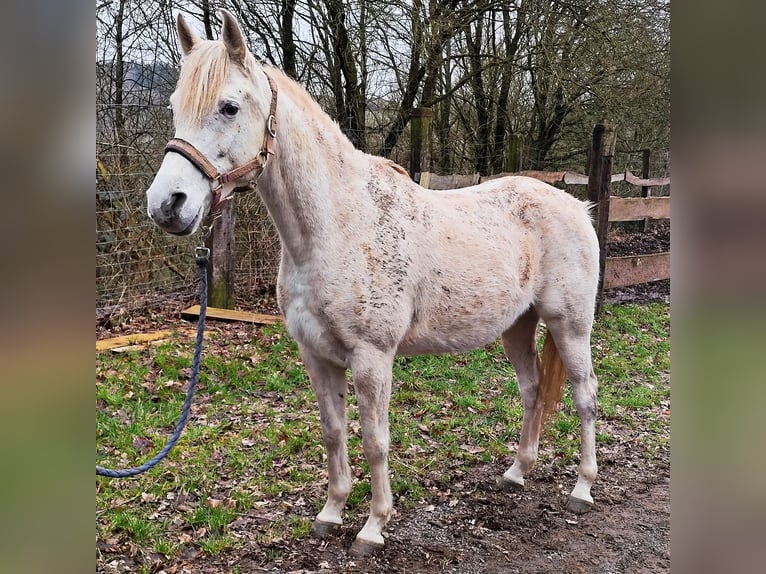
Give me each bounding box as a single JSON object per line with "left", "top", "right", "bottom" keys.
{"left": 160, "top": 192, "right": 187, "bottom": 217}
{"left": 170, "top": 192, "right": 187, "bottom": 210}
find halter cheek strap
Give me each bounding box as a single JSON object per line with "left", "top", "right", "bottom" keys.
{"left": 164, "top": 72, "right": 278, "bottom": 215}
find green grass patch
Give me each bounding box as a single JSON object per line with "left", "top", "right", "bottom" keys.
{"left": 97, "top": 303, "right": 669, "bottom": 568}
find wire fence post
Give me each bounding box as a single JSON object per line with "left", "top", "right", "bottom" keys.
{"left": 205, "top": 196, "right": 237, "bottom": 309}
{"left": 410, "top": 107, "right": 432, "bottom": 182}
{"left": 504, "top": 134, "right": 523, "bottom": 172}
{"left": 587, "top": 122, "right": 615, "bottom": 315}
{"left": 641, "top": 148, "right": 652, "bottom": 232}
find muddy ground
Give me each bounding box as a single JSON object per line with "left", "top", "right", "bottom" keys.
{"left": 190, "top": 452, "right": 670, "bottom": 574}
{"left": 99, "top": 436, "right": 669, "bottom": 574}
{"left": 98, "top": 223, "right": 670, "bottom": 573}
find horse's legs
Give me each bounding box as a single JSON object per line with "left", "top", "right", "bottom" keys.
{"left": 544, "top": 315, "right": 599, "bottom": 513}
{"left": 300, "top": 346, "right": 352, "bottom": 535}
{"left": 498, "top": 307, "right": 543, "bottom": 489}
{"left": 348, "top": 347, "right": 395, "bottom": 555}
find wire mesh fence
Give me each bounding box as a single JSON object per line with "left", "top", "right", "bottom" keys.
{"left": 96, "top": 100, "right": 283, "bottom": 318}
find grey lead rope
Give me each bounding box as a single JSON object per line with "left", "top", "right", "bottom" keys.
{"left": 97, "top": 247, "right": 210, "bottom": 478}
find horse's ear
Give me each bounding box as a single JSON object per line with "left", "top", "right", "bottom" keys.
{"left": 176, "top": 13, "right": 200, "bottom": 55}
{"left": 220, "top": 9, "right": 247, "bottom": 66}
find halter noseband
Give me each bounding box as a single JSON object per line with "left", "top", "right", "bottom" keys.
{"left": 163, "top": 72, "right": 278, "bottom": 217}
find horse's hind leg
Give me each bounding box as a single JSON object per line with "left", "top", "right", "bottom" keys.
{"left": 300, "top": 347, "right": 352, "bottom": 536}
{"left": 498, "top": 307, "right": 544, "bottom": 489}
{"left": 544, "top": 315, "right": 599, "bottom": 513}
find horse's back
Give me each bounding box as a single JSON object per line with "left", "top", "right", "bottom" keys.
{"left": 417, "top": 175, "right": 598, "bottom": 317}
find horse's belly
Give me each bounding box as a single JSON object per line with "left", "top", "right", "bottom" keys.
{"left": 396, "top": 322, "right": 505, "bottom": 356}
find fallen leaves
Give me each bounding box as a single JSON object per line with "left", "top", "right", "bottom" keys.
{"left": 459, "top": 444, "right": 486, "bottom": 455}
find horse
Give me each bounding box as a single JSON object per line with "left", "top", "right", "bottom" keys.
{"left": 146, "top": 10, "right": 601, "bottom": 556}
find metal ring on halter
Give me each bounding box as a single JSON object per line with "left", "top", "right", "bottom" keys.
{"left": 200, "top": 224, "right": 214, "bottom": 242}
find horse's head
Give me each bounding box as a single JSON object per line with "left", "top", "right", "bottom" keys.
{"left": 146, "top": 10, "right": 276, "bottom": 235}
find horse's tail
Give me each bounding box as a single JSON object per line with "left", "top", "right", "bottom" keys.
{"left": 537, "top": 328, "right": 567, "bottom": 430}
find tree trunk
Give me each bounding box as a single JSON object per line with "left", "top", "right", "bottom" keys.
{"left": 492, "top": 4, "right": 526, "bottom": 174}
{"left": 325, "top": 0, "right": 366, "bottom": 150}
{"left": 113, "top": 0, "right": 128, "bottom": 178}
{"left": 201, "top": 0, "right": 214, "bottom": 40}
{"left": 280, "top": 0, "right": 297, "bottom": 79}
{"left": 465, "top": 18, "right": 491, "bottom": 175}
{"left": 433, "top": 41, "right": 452, "bottom": 173}
{"left": 381, "top": 0, "right": 424, "bottom": 158}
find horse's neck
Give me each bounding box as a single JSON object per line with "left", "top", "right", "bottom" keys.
{"left": 258, "top": 87, "right": 359, "bottom": 265}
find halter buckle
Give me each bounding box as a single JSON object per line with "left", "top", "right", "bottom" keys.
{"left": 267, "top": 115, "right": 277, "bottom": 138}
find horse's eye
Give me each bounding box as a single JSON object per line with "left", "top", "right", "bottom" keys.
{"left": 221, "top": 102, "right": 239, "bottom": 117}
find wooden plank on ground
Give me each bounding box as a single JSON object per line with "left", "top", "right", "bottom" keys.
{"left": 181, "top": 305, "right": 282, "bottom": 324}
{"left": 603, "top": 252, "right": 670, "bottom": 289}
{"left": 111, "top": 340, "right": 177, "bottom": 353}
{"left": 608, "top": 196, "right": 670, "bottom": 222}
{"left": 96, "top": 329, "right": 194, "bottom": 352}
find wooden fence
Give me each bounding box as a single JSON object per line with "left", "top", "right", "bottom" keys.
{"left": 420, "top": 123, "right": 670, "bottom": 312}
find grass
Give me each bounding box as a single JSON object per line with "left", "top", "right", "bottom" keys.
{"left": 96, "top": 303, "right": 669, "bottom": 564}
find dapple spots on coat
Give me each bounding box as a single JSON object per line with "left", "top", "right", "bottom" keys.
{"left": 519, "top": 240, "right": 533, "bottom": 288}
{"left": 518, "top": 203, "right": 531, "bottom": 226}
{"left": 360, "top": 242, "right": 376, "bottom": 273}
{"left": 351, "top": 280, "right": 369, "bottom": 319}
{"left": 336, "top": 206, "right": 353, "bottom": 230}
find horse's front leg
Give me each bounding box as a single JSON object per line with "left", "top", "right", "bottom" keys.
{"left": 349, "top": 347, "right": 395, "bottom": 556}
{"left": 300, "top": 346, "right": 352, "bottom": 536}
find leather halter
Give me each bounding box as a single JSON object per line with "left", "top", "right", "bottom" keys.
{"left": 164, "top": 72, "right": 278, "bottom": 216}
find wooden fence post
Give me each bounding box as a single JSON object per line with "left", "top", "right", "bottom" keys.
{"left": 205, "top": 196, "right": 237, "bottom": 309}
{"left": 410, "top": 107, "right": 432, "bottom": 181}
{"left": 587, "top": 122, "right": 615, "bottom": 315}
{"left": 641, "top": 148, "right": 651, "bottom": 232}
{"left": 504, "top": 134, "right": 523, "bottom": 172}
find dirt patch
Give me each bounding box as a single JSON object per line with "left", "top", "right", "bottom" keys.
{"left": 163, "top": 451, "right": 669, "bottom": 574}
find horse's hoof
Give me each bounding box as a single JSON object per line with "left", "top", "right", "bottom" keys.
{"left": 349, "top": 537, "right": 384, "bottom": 557}
{"left": 566, "top": 495, "right": 593, "bottom": 514}
{"left": 496, "top": 476, "right": 524, "bottom": 491}
{"left": 311, "top": 520, "right": 341, "bottom": 539}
